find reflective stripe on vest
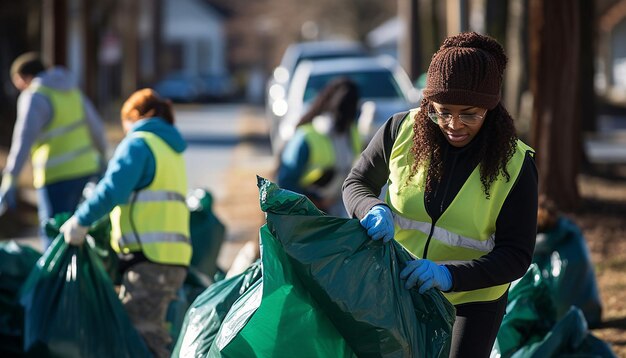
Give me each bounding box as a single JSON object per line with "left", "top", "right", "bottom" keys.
{"left": 387, "top": 109, "right": 534, "bottom": 305}
{"left": 30, "top": 85, "right": 100, "bottom": 188}
{"left": 298, "top": 123, "right": 362, "bottom": 187}
{"left": 110, "top": 131, "right": 191, "bottom": 266}
{"left": 393, "top": 215, "right": 495, "bottom": 253}
{"left": 119, "top": 232, "right": 189, "bottom": 247}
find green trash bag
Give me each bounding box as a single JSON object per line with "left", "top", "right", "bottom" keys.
{"left": 184, "top": 266, "right": 214, "bottom": 305}
{"left": 510, "top": 307, "right": 616, "bottom": 358}
{"left": 19, "top": 235, "right": 152, "bottom": 358}
{"left": 0, "top": 241, "right": 41, "bottom": 356}
{"left": 171, "top": 260, "right": 262, "bottom": 357}
{"left": 45, "top": 212, "right": 119, "bottom": 285}
{"left": 166, "top": 267, "right": 214, "bottom": 347}
{"left": 188, "top": 189, "right": 226, "bottom": 278}
{"left": 207, "top": 225, "right": 355, "bottom": 357}
{"left": 259, "top": 177, "right": 455, "bottom": 357}
{"left": 533, "top": 217, "right": 602, "bottom": 327}
{"left": 493, "top": 265, "right": 557, "bottom": 357}
{"left": 166, "top": 286, "right": 190, "bottom": 347}
{"left": 492, "top": 265, "right": 616, "bottom": 358}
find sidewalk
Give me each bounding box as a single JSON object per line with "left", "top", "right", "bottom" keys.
{"left": 585, "top": 115, "right": 626, "bottom": 165}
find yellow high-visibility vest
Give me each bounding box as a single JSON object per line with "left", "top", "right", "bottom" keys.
{"left": 110, "top": 131, "right": 191, "bottom": 266}
{"left": 387, "top": 109, "right": 534, "bottom": 305}
{"left": 31, "top": 85, "right": 100, "bottom": 188}
{"left": 298, "top": 123, "right": 362, "bottom": 187}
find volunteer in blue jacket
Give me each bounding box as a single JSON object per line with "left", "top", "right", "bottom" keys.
{"left": 343, "top": 32, "right": 538, "bottom": 357}
{"left": 61, "top": 88, "right": 191, "bottom": 358}
{"left": 277, "top": 77, "right": 362, "bottom": 217}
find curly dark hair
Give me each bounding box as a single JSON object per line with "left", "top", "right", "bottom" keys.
{"left": 409, "top": 99, "right": 518, "bottom": 198}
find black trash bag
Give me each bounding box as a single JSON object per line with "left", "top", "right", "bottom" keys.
{"left": 171, "top": 260, "right": 261, "bottom": 357}
{"left": 0, "top": 241, "right": 41, "bottom": 356}
{"left": 19, "top": 234, "right": 152, "bottom": 358}
{"left": 533, "top": 217, "right": 602, "bottom": 327}
{"left": 492, "top": 264, "right": 616, "bottom": 358}
{"left": 259, "top": 177, "right": 456, "bottom": 357}
{"left": 188, "top": 189, "right": 226, "bottom": 278}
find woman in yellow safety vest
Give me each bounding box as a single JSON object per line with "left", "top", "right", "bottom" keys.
{"left": 61, "top": 89, "right": 191, "bottom": 358}
{"left": 343, "top": 32, "right": 538, "bottom": 357}
{"left": 277, "top": 77, "right": 362, "bottom": 217}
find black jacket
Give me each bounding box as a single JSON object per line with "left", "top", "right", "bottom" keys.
{"left": 342, "top": 111, "right": 538, "bottom": 295}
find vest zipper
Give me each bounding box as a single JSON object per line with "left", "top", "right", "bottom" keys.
{"left": 423, "top": 149, "right": 458, "bottom": 259}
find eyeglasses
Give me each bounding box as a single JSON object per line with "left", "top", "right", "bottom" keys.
{"left": 428, "top": 110, "right": 487, "bottom": 126}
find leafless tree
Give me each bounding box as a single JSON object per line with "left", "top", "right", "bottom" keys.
{"left": 529, "top": 0, "right": 586, "bottom": 211}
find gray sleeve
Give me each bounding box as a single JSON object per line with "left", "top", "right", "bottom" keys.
{"left": 3, "top": 92, "right": 52, "bottom": 178}
{"left": 81, "top": 94, "right": 108, "bottom": 157}
{"left": 342, "top": 111, "right": 408, "bottom": 219}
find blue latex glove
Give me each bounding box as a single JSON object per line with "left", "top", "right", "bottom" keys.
{"left": 359, "top": 205, "right": 394, "bottom": 243}
{"left": 400, "top": 259, "right": 452, "bottom": 293}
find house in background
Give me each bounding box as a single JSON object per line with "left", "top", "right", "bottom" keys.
{"left": 156, "top": 0, "right": 235, "bottom": 102}
{"left": 162, "top": 0, "right": 228, "bottom": 76}
{"left": 598, "top": 0, "right": 626, "bottom": 105}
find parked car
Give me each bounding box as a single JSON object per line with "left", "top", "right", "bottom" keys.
{"left": 266, "top": 40, "right": 369, "bottom": 146}
{"left": 199, "top": 74, "right": 237, "bottom": 101}
{"left": 153, "top": 73, "right": 205, "bottom": 103}
{"left": 269, "top": 55, "right": 420, "bottom": 154}
{"left": 154, "top": 72, "right": 236, "bottom": 103}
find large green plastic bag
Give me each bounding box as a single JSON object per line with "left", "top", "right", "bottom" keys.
{"left": 188, "top": 189, "right": 226, "bottom": 277}
{"left": 533, "top": 217, "right": 602, "bottom": 327}
{"left": 259, "top": 177, "right": 455, "bottom": 357}
{"left": 0, "top": 241, "right": 41, "bottom": 356}
{"left": 207, "top": 224, "right": 355, "bottom": 357}
{"left": 19, "top": 234, "right": 151, "bottom": 358}
{"left": 491, "top": 265, "right": 615, "bottom": 358}
{"left": 45, "top": 212, "right": 119, "bottom": 284}
{"left": 171, "top": 260, "right": 261, "bottom": 357}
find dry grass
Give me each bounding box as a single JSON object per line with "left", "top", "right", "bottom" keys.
{"left": 574, "top": 172, "right": 626, "bottom": 357}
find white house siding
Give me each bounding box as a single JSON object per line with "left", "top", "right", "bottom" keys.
{"left": 163, "top": 0, "right": 226, "bottom": 75}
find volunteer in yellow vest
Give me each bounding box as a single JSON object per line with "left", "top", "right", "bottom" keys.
{"left": 343, "top": 32, "right": 538, "bottom": 357}
{"left": 0, "top": 52, "right": 107, "bottom": 248}
{"left": 61, "top": 89, "right": 191, "bottom": 358}
{"left": 278, "top": 77, "right": 362, "bottom": 217}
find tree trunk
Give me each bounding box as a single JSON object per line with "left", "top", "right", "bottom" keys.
{"left": 42, "top": 0, "right": 67, "bottom": 66}
{"left": 504, "top": 0, "right": 528, "bottom": 120}
{"left": 579, "top": 0, "right": 595, "bottom": 133}
{"left": 418, "top": 0, "right": 442, "bottom": 74}
{"left": 120, "top": 0, "right": 139, "bottom": 98}
{"left": 529, "top": 0, "right": 582, "bottom": 211}
{"left": 399, "top": 0, "right": 421, "bottom": 82}
{"left": 485, "top": 0, "right": 508, "bottom": 45}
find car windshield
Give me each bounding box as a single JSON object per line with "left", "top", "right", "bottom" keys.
{"left": 303, "top": 70, "right": 405, "bottom": 102}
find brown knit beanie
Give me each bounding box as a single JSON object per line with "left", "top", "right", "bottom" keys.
{"left": 422, "top": 32, "right": 507, "bottom": 110}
